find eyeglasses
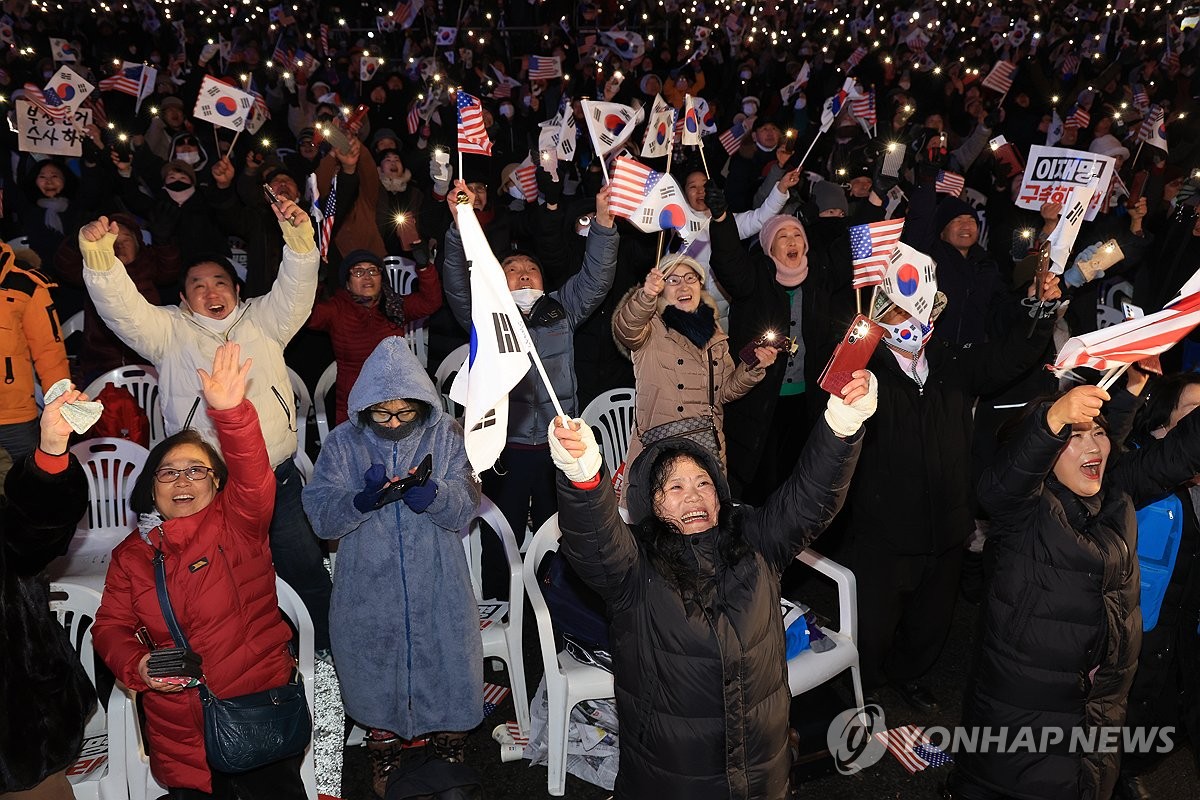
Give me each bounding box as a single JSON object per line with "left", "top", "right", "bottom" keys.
{"left": 664, "top": 272, "right": 700, "bottom": 286}
{"left": 349, "top": 267, "right": 382, "bottom": 278}
{"left": 154, "top": 466, "right": 215, "bottom": 483}
{"left": 369, "top": 407, "right": 419, "bottom": 424}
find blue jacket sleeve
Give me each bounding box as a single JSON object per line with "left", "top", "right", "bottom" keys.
{"left": 556, "top": 220, "right": 619, "bottom": 328}
{"left": 441, "top": 225, "right": 473, "bottom": 332}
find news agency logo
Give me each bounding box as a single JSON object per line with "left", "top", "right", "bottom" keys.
{"left": 827, "top": 703, "right": 888, "bottom": 775}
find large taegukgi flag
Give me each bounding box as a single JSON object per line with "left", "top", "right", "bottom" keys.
{"left": 449, "top": 205, "right": 534, "bottom": 473}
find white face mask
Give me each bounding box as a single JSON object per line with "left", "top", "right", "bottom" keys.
{"left": 883, "top": 318, "right": 931, "bottom": 354}
{"left": 499, "top": 103, "right": 514, "bottom": 119}
{"left": 742, "top": 103, "right": 757, "bottom": 116}
{"left": 738, "top": 70, "right": 751, "bottom": 80}
{"left": 508, "top": 184, "right": 525, "bottom": 200}
{"left": 176, "top": 151, "right": 201, "bottom": 165}
{"left": 510, "top": 288, "right": 544, "bottom": 313}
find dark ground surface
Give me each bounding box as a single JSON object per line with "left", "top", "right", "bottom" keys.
{"left": 336, "top": 558, "right": 1199, "bottom": 800}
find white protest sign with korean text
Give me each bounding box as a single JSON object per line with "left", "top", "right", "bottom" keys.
{"left": 16, "top": 100, "right": 92, "bottom": 156}
{"left": 1016, "top": 145, "right": 1115, "bottom": 222}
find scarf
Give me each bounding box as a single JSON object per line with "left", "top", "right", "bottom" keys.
{"left": 38, "top": 197, "right": 69, "bottom": 234}
{"left": 138, "top": 511, "right": 165, "bottom": 544}
{"left": 661, "top": 303, "right": 717, "bottom": 349}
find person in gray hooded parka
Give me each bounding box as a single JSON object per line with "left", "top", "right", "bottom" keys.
{"left": 302, "top": 336, "right": 482, "bottom": 795}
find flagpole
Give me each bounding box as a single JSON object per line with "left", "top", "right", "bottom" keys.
{"left": 795, "top": 129, "right": 823, "bottom": 171}
{"left": 228, "top": 127, "right": 242, "bottom": 156}
{"left": 697, "top": 139, "right": 711, "bottom": 178}
{"left": 1096, "top": 362, "right": 1130, "bottom": 392}
{"left": 1130, "top": 141, "right": 1144, "bottom": 172}
{"left": 655, "top": 130, "right": 676, "bottom": 260}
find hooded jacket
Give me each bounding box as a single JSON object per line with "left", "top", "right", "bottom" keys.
{"left": 0, "top": 453, "right": 93, "bottom": 793}
{"left": 92, "top": 401, "right": 294, "bottom": 793}
{"left": 960, "top": 403, "right": 1200, "bottom": 799}
{"left": 0, "top": 244, "right": 69, "bottom": 425}
{"left": 555, "top": 423, "right": 862, "bottom": 799}
{"left": 302, "top": 338, "right": 482, "bottom": 738}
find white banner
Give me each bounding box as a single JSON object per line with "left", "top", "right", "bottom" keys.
{"left": 1016, "top": 145, "right": 1116, "bottom": 222}
{"left": 16, "top": 100, "right": 91, "bottom": 156}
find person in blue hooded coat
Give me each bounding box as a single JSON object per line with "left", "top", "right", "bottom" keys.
{"left": 301, "top": 336, "right": 482, "bottom": 798}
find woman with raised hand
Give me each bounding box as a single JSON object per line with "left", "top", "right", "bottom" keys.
{"left": 93, "top": 343, "right": 308, "bottom": 800}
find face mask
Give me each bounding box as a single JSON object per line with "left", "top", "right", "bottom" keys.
{"left": 164, "top": 180, "right": 192, "bottom": 192}
{"left": 522, "top": 95, "right": 532, "bottom": 108}
{"left": 368, "top": 417, "right": 421, "bottom": 441}
{"left": 508, "top": 184, "right": 525, "bottom": 200}
{"left": 794, "top": 94, "right": 807, "bottom": 110}
{"left": 176, "top": 151, "right": 201, "bottom": 165}
{"left": 742, "top": 103, "right": 756, "bottom": 116}
{"left": 166, "top": 185, "right": 196, "bottom": 204}
{"left": 42, "top": 70, "right": 54, "bottom": 80}
{"left": 882, "top": 318, "right": 931, "bottom": 354}
{"left": 499, "top": 103, "right": 514, "bottom": 119}
{"left": 738, "top": 70, "right": 751, "bottom": 80}
{"left": 511, "top": 288, "right": 544, "bottom": 313}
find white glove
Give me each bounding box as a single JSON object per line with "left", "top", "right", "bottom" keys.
{"left": 824, "top": 371, "right": 878, "bottom": 437}
{"left": 430, "top": 157, "right": 451, "bottom": 196}
{"left": 547, "top": 418, "right": 604, "bottom": 483}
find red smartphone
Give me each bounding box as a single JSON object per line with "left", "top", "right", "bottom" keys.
{"left": 819, "top": 315, "right": 884, "bottom": 397}
{"left": 1127, "top": 170, "right": 1149, "bottom": 206}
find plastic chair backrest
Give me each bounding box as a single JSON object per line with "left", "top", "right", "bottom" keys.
{"left": 274, "top": 577, "right": 317, "bottom": 800}
{"left": 48, "top": 582, "right": 104, "bottom": 689}
{"left": 580, "top": 388, "right": 637, "bottom": 473}
{"left": 383, "top": 255, "right": 419, "bottom": 296}
{"left": 84, "top": 365, "right": 166, "bottom": 447}
{"left": 287, "top": 367, "right": 313, "bottom": 459}
{"left": 61, "top": 310, "right": 85, "bottom": 341}
{"left": 522, "top": 515, "right": 568, "bottom": 685}
{"left": 461, "top": 495, "right": 522, "bottom": 602}
{"left": 433, "top": 343, "right": 470, "bottom": 417}
{"left": 69, "top": 438, "right": 150, "bottom": 535}
{"left": 314, "top": 362, "right": 337, "bottom": 446}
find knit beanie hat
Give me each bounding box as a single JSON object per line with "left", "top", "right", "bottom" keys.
{"left": 759, "top": 214, "right": 806, "bottom": 255}
{"left": 339, "top": 249, "right": 384, "bottom": 284}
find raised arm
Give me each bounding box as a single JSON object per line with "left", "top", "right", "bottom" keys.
{"left": 556, "top": 185, "right": 619, "bottom": 327}
{"left": 612, "top": 275, "right": 661, "bottom": 351}
{"left": 549, "top": 418, "right": 639, "bottom": 605}
{"left": 78, "top": 216, "right": 174, "bottom": 362}
{"left": 250, "top": 197, "right": 320, "bottom": 344}
{"left": 441, "top": 182, "right": 475, "bottom": 332}
{"left": 1111, "top": 400, "right": 1200, "bottom": 508}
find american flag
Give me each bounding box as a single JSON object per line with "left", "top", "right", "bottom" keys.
{"left": 935, "top": 170, "right": 965, "bottom": 196}
{"left": 873, "top": 724, "right": 953, "bottom": 774}
{"left": 319, "top": 23, "right": 329, "bottom": 55}
{"left": 456, "top": 91, "right": 492, "bottom": 155}
{"left": 503, "top": 720, "right": 528, "bottom": 748}
{"left": 513, "top": 158, "right": 538, "bottom": 202}
{"left": 981, "top": 60, "right": 1017, "bottom": 94}
{"left": 270, "top": 35, "right": 291, "bottom": 68}
{"left": 482, "top": 682, "right": 511, "bottom": 718}
{"left": 849, "top": 219, "right": 905, "bottom": 289}
{"left": 528, "top": 55, "right": 562, "bottom": 80}
{"left": 98, "top": 63, "right": 145, "bottom": 97}
{"left": 319, "top": 177, "right": 337, "bottom": 262}
{"left": 22, "top": 83, "right": 70, "bottom": 121}
{"left": 1054, "top": 272, "right": 1200, "bottom": 373}
{"left": 718, "top": 119, "right": 750, "bottom": 154}
{"left": 1066, "top": 105, "right": 1090, "bottom": 129}
{"left": 406, "top": 100, "right": 422, "bottom": 134}
{"left": 846, "top": 45, "right": 869, "bottom": 68}
{"left": 1061, "top": 53, "right": 1081, "bottom": 78}
{"left": 84, "top": 96, "right": 108, "bottom": 129}
{"left": 850, "top": 87, "right": 876, "bottom": 126}
{"left": 1132, "top": 83, "right": 1149, "bottom": 110}
{"left": 609, "top": 157, "right": 658, "bottom": 219}
{"left": 294, "top": 49, "right": 318, "bottom": 76}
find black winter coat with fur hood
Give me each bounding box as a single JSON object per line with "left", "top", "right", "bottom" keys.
{"left": 555, "top": 427, "right": 861, "bottom": 800}
{"left": 0, "top": 453, "right": 93, "bottom": 792}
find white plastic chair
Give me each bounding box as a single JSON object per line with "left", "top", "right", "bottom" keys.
{"left": 115, "top": 577, "right": 318, "bottom": 800}
{"left": 785, "top": 549, "right": 866, "bottom": 714}
{"left": 6, "top": 234, "right": 30, "bottom": 249}
{"left": 580, "top": 388, "right": 636, "bottom": 474}
{"left": 48, "top": 582, "right": 127, "bottom": 800}
{"left": 404, "top": 320, "right": 430, "bottom": 370}
{"left": 287, "top": 367, "right": 315, "bottom": 483}
{"left": 313, "top": 362, "right": 337, "bottom": 447}
{"left": 383, "top": 255, "right": 419, "bottom": 296}
{"left": 461, "top": 496, "right": 530, "bottom": 736}
{"left": 84, "top": 365, "right": 167, "bottom": 447}
{"left": 70, "top": 437, "right": 149, "bottom": 539}
{"left": 433, "top": 343, "right": 470, "bottom": 418}
{"left": 61, "top": 310, "right": 85, "bottom": 362}
{"left": 522, "top": 515, "right": 614, "bottom": 796}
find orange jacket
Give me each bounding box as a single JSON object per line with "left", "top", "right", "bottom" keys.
{"left": 0, "top": 244, "right": 69, "bottom": 425}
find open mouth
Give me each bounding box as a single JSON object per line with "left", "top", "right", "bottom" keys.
{"left": 681, "top": 510, "right": 709, "bottom": 524}
{"left": 786, "top": 249, "right": 800, "bottom": 260}
{"left": 207, "top": 303, "right": 226, "bottom": 315}
{"left": 172, "top": 493, "right": 195, "bottom": 503}
{"left": 677, "top": 292, "right": 693, "bottom": 303}
{"left": 1081, "top": 459, "right": 1102, "bottom": 480}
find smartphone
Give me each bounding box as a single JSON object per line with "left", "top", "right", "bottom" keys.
{"left": 739, "top": 330, "right": 793, "bottom": 368}
{"left": 818, "top": 315, "right": 884, "bottom": 396}
{"left": 263, "top": 183, "right": 283, "bottom": 209}
{"left": 1127, "top": 170, "right": 1149, "bottom": 206}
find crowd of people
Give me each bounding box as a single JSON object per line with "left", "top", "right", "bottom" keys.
{"left": 3, "top": 0, "right": 1200, "bottom": 798}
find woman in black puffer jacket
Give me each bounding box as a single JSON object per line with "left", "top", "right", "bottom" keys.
{"left": 948, "top": 383, "right": 1200, "bottom": 800}
{"left": 546, "top": 371, "right": 877, "bottom": 800}
{"left": 0, "top": 389, "right": 93, "bottom": 798}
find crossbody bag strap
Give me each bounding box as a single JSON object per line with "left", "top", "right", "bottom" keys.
{"left": 153, "top": 549, "right": 212, "bottom": 699}
{"left": 707, "top": 346, "right": 715, "bottom": 413}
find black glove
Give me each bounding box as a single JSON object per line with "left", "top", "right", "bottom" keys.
{"left": 704, "top": 180, "right": 728, "bottom": 218}
{"left": 411, "top": 240, "right": 431, "bottom": 267}
{"left": 536, "top": 157, "right": 563, "bottom": 206}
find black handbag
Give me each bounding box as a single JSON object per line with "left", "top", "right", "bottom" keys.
{"left": 153, "top": 549, "right": 312, "bottom": 774}
{"left": 638, "top": 349, "right": 721, "bottom": 457}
